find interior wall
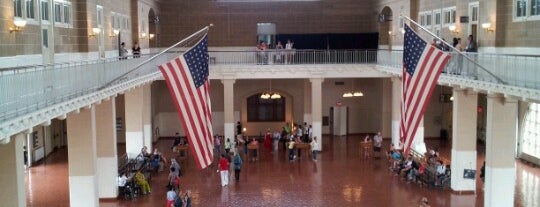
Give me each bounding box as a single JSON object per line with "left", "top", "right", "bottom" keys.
{"left": 158, "top": 0, "right": 377, "bottom": 47}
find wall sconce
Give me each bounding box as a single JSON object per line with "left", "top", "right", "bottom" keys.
{"left": 388, "top": 31, "right": 396, "bottom": 37}
{"left": 9, "top": 18, "right": 27, "bottom": 33}
{"left": 482, "top": 22, "right": 494, "bottom": 32}
{"left": 140, "top": 32, "right": 147, "bottom": 39}
{"left": 149, "top": 33, "right": 155, "bottom": 39}
{"left": 109, "top": 29, "right": 120, "bottom": 37}
{"left": 400, "top": 28, "right": 405, "bottom": 34}
{"left": 448, "top": 24, "right": 459, "bottom": 35}
{"left": 89, "top": 27, "right": 101, "bottom": 37}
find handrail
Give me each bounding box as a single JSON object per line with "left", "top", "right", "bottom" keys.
{"left": 101, "top": 26, "right": 210, "bottom": 89}
{"left": 402, "top": 15, "right": 505, "bottom": 84}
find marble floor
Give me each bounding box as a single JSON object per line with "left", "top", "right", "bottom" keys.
{"left": 25, "top": 135, "right": 540, "bottom": 206}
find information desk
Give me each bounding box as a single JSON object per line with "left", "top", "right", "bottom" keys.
{"left": 177, "top": 145, "right": 189, "bottom": 163}
{"left": 359, "top": 141, "right": 373, "bottom": 158}
{"left": 295, "top": 142, "right": 311, "bottom": 158}
{"left": 247, "top": 144, "right": 259, "bottom": 161}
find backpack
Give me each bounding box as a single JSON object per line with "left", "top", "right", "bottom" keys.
{"left": 174, "top": 196, "right": 183, "bottom": 207}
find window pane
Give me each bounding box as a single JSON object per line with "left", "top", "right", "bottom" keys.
{"left": 63, "top": 4, "right": 70, "bottom": 24}
{"left": 14, "top": 0, "right": 23, "bottom": 17}
{"left": 26, "top": 0, "right": 35, "bottom": 19}
{"left": 42, "top": 29, "right": 48, "bottom": 48}
{"left": 472, "top": 7, "right": 478, "bottom": 22}
{"left": 451, "top": 10, "right": 456, "bottom": 23}
{"left": 532, "top": 0, "right": 540, "bottom": 16}
{"left": 247, "top": 94, "right": 286, "bottom": 122}
{"left": 41, "top": 0, "right": 49, "bottom": 21}
{"left": 517, "top": 0, "right": 527, "bottom": 17}
{"left": 523, "top": 103, "right": 540, "bottom": 158}
{"left": 426, "top": 14, "right": 432, "bottom": 26}
{"left": 435, "top": 13, "right": 441, "bottom": 25}
{"left": 54, "top": 3, "right": 61, "bottom": 22}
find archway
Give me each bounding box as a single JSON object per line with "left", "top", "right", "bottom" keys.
{"left": 378, "top": 6, "right": 393, "bottom": 49}
{"left": 148, "top": 8, "right": 158, "bottom": 48}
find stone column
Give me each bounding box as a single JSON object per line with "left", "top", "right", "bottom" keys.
{"left": 381, "top": 78, "right": 392, "bottom": 139}
{"left": 391, "top": 77, "right": 401, "bottom": 148}
{"left": 303, "top": 80, "right": 312, "bottom": 123}
{"left": 67, "top": 107, "right": 98, "bottom": 207}
{"left": 451, "top": 89, "right": 477, "bottom": 191}
{"left": 222, "top": 79, "right": 236, "bottom": 145}
{"left": 125, "top": 87, "right": 144, "bottom": 158}
{"left": 484, "top": 95, "right": 518, "bottom": 207}
{"left": 0, "top": 134, "right": 26, "bottom": 207}
{"left": 95, "top": 97, "right": 119, "bottom": 198}
{"left": 310, "top": 78, "right": 324, "bottom": 151}
{"left": 142, "top": 84, "right": 153, "bottom": 152}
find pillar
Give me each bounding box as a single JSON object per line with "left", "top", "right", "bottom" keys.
{"left": 412, "top": 117, "right": 425, "bottom": 154}
{"left": 391, "top": 77, "right": 401, "bottom": 148}
{"left": 381, "top": 78, "right": 393, "bottom": 139}
{"left": 303, "top": 80, "right": 312, "bottom": 123}
{"left": 222, "top": 79, "right": 236, "bottom": 145}
{"left": 142, "top": 84, "right": 153, "bottom": 151}
{"left": 96, "top": 98, "right": 119, "bottom": 198}
{"left": 125, "top": 87, "right": 144, "bottom": 158}
{"left": 67, "top": 107, "right": 98, "bottom": 207}
{"left": 484, "top": 95, "right": 517, "bottom": 207}
{"left": 310, "top": 78, "right": 323, "bottom": 151}
{"left": 0, "top": 134, "right": 26, "bottom": 207}
{"left": 451, "top": 89, "right": 477, "bottom": 191}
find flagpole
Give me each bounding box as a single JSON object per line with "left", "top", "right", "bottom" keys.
{"left": 401, "top": 15, "right": 505, "bottom": 85}
{"left": 101, "top": 25, "right": 211, "bottom": 89}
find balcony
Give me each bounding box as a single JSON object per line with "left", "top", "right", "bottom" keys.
{"left": 1, "top": 49, "right": 539, "bottom": 141}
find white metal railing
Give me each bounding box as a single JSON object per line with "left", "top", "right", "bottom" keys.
{"left": 208, "top": 49, "right": 378, "bottom": 65}
{"left": 0, "top": 55, "right": 155, "bottom": 122}
{"left": 1, "top": 47, "right": 539, "bottom": 123}
{"left": 377, "top": 50, "right": 540, "bottom": 90}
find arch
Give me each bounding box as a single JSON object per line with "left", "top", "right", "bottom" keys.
{"left": 379, "top": 6, "right": 393, "bottom": 48}
{"left": 240, "top": 88, "right": 295, "bottom": 136}
{"left": 521, "top": 103, "right": 540, "bottom": 160}
{"left": 148, "top": 8, "right": 158, "bottom": 47}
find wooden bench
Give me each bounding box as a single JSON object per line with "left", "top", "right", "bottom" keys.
{"left": 359, "top": 141, "right": 373, "bottom": 158}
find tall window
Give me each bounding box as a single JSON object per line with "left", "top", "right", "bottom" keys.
{"left": 41, "top": 0, "right": 49, "bottom": 21}
{"left": 26, "top": 0, "right": 35, "bottom": 19}
{"left": 434, "top": 11, "right": 441, "bottom": 26}
{"left": 517, "top": 0, "right": 528, "bottom": 17}
{"left": 533, "top": 0, "right": 540, "bottom": 16}
{"left": 247, "top": 94, "right": 285, "bottom": 122}
{"left": 443, "top": 7, "right": 456, "bottom": 25}
{"left": 97, "top": 5, "right": 103, "bottom": 27}
{"left": 14, "top": 0, "right": 23, "bottom": 17}
{"left": 63, "top": 2, "right": 70, "bottom": 24}
{"left": 471, "top": 3, "right": 479, "bottom": 22}
{"left": 523, "top": 103, "right": 540, "bottom": 158}
{"left": 54, "top": 1, "right": 61, "bottom": 22}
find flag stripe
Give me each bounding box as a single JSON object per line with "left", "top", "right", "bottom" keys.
{"left": 159, "top": 35, "right": 213, "bottom": 169}
{"left": 400, "top": 24, "right": 451, "bottom": 155}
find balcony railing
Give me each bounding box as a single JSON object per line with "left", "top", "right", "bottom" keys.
{"left": 0, "top": 54, "right": 162, "bottom": 122}
{"left": 208, "top": 49, "right": 378, "bottom": 65}
{"left": 377, "top": 50, "right": 540, "bottom": 90}
{"left": 1, "top": 48, "right": 539, "bottom": 123}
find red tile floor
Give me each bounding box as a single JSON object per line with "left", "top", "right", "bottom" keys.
{"left": 25, "top": 135, "right": 540, "bottom": 207}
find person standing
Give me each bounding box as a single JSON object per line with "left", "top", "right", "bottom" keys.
{"left": 373, "top": 132, "right": 383, "bottom": 158}
{"left": 236, "top": 121, "right": 242, "bottom": 136}
{"left": 224, "top": 138, "right": 232, "bottom": 154}
{"left": 285, "top": 39, "right": 294, "bottom": 64}
{"left": 465, "top": 35, "right": 477, "bottom": 52}
{"left": 215, "top": 135, "right": 221, "bottom": 158}
{"left": 132, "top": 41, "right": 141, "bottom": 58}
{"left": 219, "top": 154, "right": 229, "bottom": 187}
{"left": 120, "top": 42, "right": 129, "bottom": 60}
{"left": 288, "top": 139, "right": 295, "bottom": 161}
{"left": 233, "top": 152, "right": 243, "bottom": 181}
{"left": 166, "top": 186, "right": 176, "bottom": 207}
{"left": 311, "top": 136, "right": 318, "bottom": 161}
{"left": 272, "top": 130, "right": 280, "bottom": 152}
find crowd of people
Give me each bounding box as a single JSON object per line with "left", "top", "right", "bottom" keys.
{"left": 256, "top": 39, "right": 295, "bottom": 65}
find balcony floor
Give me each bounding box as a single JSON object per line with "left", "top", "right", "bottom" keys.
{"left": 25, "top": 135, "right": 539, "bottom": 207}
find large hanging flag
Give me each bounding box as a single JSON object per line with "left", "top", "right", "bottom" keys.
{"left": 400, "top": 24, "right": 451, "bottom": 155}
{"left": 159, "top": 35, "right": 214, "bottom": 169}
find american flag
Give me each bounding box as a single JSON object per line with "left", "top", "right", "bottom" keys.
{"left": 159, "top": 35, "right": 214, "bottom": 169}
{"left": 400, "top": 24, "right": 450, "bottom": 155}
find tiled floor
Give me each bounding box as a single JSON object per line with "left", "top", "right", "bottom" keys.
{"left": 25, "top": 136, "right": 540, "bottom": 206}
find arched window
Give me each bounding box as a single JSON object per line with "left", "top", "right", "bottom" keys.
{"left": 247, "top": 94, "right": 285, "bottom": 122}
{"left": 523, "top": 103, "right": 540, "bottom": 159}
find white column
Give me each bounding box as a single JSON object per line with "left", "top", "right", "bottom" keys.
{"left": 95, "top": 98, "right": 119, "bottom": 198}
{"left": 451, "top": 89, "right": 477, "bottom": 191}
{"left": 125, "top": 87, "right": 144, "bottom": 158}
{"left": 485, "top": 95, "right": 517, "bottom": 207}
{"left": 303, "top": 80, "right": 312, "bottom": 123}
{"left": 0, "top": 134, "right": 26, "bottom": 207}
{"left": 67, "top": 107, "right": 99, "bottom": 207}
{"left": 381, "top": 78, "right": 393, "bottom": 139}
{"left": 142, "top": 84, "right": 153, "bottom": 151}
{"left": 222, "top": 79, "right": 236, "bottom": 144}
{"left": 310, "top": 78, "right": 324, "bottom": 151}
{"left": 412, "top": 117, "right": 425, "bottom": 153}
{"left": 391, "top": 77, "right": 401, "bottom": 148}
